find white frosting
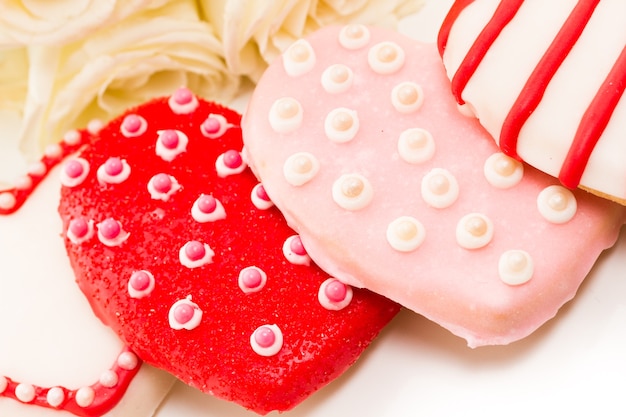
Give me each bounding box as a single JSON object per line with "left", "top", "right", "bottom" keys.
{"left": 391, "top": 82, "right": 424, "bottom": 113}
{"left": 321, "top": 64, "right": 354, "bottom": 94}
{"left": 367, "top": 41, "right": 405, "bottom": 74}
{"left": 87, "top": 119, "right": 104, "bottom": 135}
{"left": 60, "top": 158, "right": 90, "bottom": 188}
{"left": 498, "top": 249, "right": 534, "bottom": 286}
{"left": 179, "top": 241, "right": 215, "bottom": 269}
{"left": 318, "top": 278, "right": 353, "bottom": 311}
{"left": 46, "top": 387, "right": 64, "bottom": 407}
{"left": 15, "top": 383, "right": 35, "bottom": 403}
{"left": 250, "top": 183, "right": 274, "bottom": 210}
{"left": 269, "top": 97, "right": 303, "bottom": 134}
{"left": 283, "top": 39, "right": 316, "bottom": 77}
{"left": 483, "top": 152, "right": 524, "bottom": 189}
{"left": 331, "top": 173, "right": 374, "bottom": 211}
{"left": 456, "top": 213, "right": 494, "bottom": 249}
{"left": 99, "top": 370, "right": 119, "bottom": 388}
{"left": 96, "top": 218, "right": 130, "bottom": 247}
{"left": 127, "top": 270, "right": 156, "bottom": 299}
{"left": 191, "top": 194, "right": 227, "bottom": 223}
{"left": 537, "top": 185, "right": 577, "bottom": 224}
{"left": 120, "top": 114, "right": 148, "bottom": 138}
{"left": 0, "top": 193, "right": 16, "bottom": 211}
{"left": 421, "top": 168, "right": 459, "bottom": 208}
{"left": 97, "top": 157, "right": 131, "bottom": 185}
{"left": 215, "top": 151, "right": 247, "bottom": 177}
{"left": 147, "top": 174, "right": 181, "bottom": 201}
{"left": 201, "top": 113, "right": 235, "bottom": 139}
{"left": 324, "top": 108, "right": 359, "bottom": 143}
{"left": 168, "top": 89, "right": 199, "bottom": 114}
{"left": 168, "top": 297, "right": 203, "bottom": 330}
{"left": 386, "top": 216, "right": 426, "bottom": 252}
{"left": 397, "top": 128, "right": 436, "bottom": 164}
{"left": 75, "top": 386, "right": 95, "bottom": 407}
{"left": 338, "top": 24, "right": 371, "bottom": 50}
{"left": 282, "top": 235, "right": 311, "bottom": 266}
{"left": 44, "top": 144, "right": 62, "bottom": 159}
{"left": 238, "top": 266, "right": 268, "bottom": 294}
{"left": 283, "top": 152, "right": 320, "bottom": 186}
{"left": 250, "top": 324, "right": 283, "bottom": 357}
{"left": 155, "top": 129, "right": 189, "bottom": 162}
{"left": 62, "top": 129, "right": 81, "bottom": 146}
{"left": 67, "top": 218, "right": 95, "bottom": 244}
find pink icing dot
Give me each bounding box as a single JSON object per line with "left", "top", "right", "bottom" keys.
{"left": 325, "top": 279, "right": 348, "bottom": 302}
{"left": 185, "top": 241, "right": 206, "bottom": 261}
{"left": 99, "top": 218, "right": 121, "bottom": 240}
{"left": 130, "top": 271, "right": 151, "bottom": 291}
{"left": 69, "top": 218, "right": 89, "bottom": 238}
{"left": 241, "top": 268, "right": 263, "bottom": 289}
{"left": 197, "top": 195, "right": 217, "bottom": 214}
{"left": 254, "top": 326, "right": 276, "bottom": 348}
{"left": 152, "top": 174, "right": 172, "bottom": 193}
{"left": 202, "top": 117, "right": 221, "bottom": 134}
{"left": 223, "top": 150, "right": 243, "bottom": 169}
{"left": 161, "top": 130, "right": 179, "bottom": 149}
{"left": 255, "top": 184, "right": 270, "bottom": 201}
{"left": 104, "top": 157, "right": 123, "bottom": 176}
{"left": 64, "top": 159, "right": 84, "bottom": 178}
{"left": 290, "top": 235, "right": 307, "bottom": 256}
{"left": 173, "top": 303, "right": 195, "bottom": 325}
{"left": 173, "top": 87, "right": 193, "bottom": 104}
{"left": 122, "top": 114, "right": 142, "bottom": 133}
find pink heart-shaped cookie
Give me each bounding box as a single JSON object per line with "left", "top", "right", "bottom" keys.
{"left": 57, "top": 89, "right": 399, "bottom": 414}
{"left": 0, "top": 137, "right": 174, "bottom": 416}
{"left": 241, "top": 25, "right": 626, "bottom": 347}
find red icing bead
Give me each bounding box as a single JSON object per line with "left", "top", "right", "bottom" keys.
{"left": 241, "top": 268, "right": 263, "bottom": 289}
{"left": 130, "top": 271, "right": 151, "bottom": 291}
{"left": 324, "top": 279, "right": 348, "bottom": 302}
{"left": 185, "top": 241, "right": 206, "bottom": 261}
{"left": 202, "top": 117, "right": 221, "bottom": 134}
{"left": 289, "top": 235, "right": 307, "bottom": 256}
{"left": 255, "top": 184, "right": 270, "bottom": 201}
{"left": 104, "top": 157, "right": 123, "bottom": 176}
{"left": 99, "top": 218, "right": 121, "bottom": 239}
{"left": 152, "top": 174, "right": 172, "bottom": 193}
{"left": 223, "top": 150, "right": 243, "bottom": 169}
{"left": 161, "top": 130, "right": 179, "bottom": 149}
{"left": 254, "top": 326, "right": 276, "bottom": 348}
{"left": 69, "top": 218, "right": 89, "bottom": 238}
{"left": 173, "top": 303, "right": 195, "bottom": 324}
{"left": 64, "top": 160, "right": 84, "bottom": 178}
{"left": 174, "top": 87, "right": 193, "bottom": 104}
{"left": 197, "top": 195, "right": 217, "bottom": 214}
{"left": 122, "top": 115, "right": 142, "bottom": 133}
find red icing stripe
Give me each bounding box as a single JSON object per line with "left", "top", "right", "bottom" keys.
{"left": 449, "top": 0, "right": 524, "bottom": 104}
{"left": 500, "top": 0, "right": 600, "bottom": 159}
{"left": 559, "top": 44, "right": 626, "bottom": 188}
{"left": 437, "top": 0, "right": 475, "bottom": 56}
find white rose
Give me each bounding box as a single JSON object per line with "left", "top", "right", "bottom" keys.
{"left": 198, "top": 0, "right": 423, "bottom": 81}
{"left": 16, "top": 0, "right": 240, "bottom": 158}
{"left": 0, "top": 0, "right": 170, "bottom": 47}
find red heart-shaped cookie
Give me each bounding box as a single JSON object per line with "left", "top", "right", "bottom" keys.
{"left": 57, "top": 88, "right": 399, "bottom": 414}
{"left": 241, "top": 25, "right": 626, "bottom": 347}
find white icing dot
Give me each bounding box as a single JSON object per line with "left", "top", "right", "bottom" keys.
{"left": 283, "top": 152, "right": 320, "bottom": 186}
{"left": 456, "top": 213, "right": 494, "bottom": 249}
{"left": 338, "top": 24, "right": 370, "bottom": 49}
{"left": 169, "top": 297, "right": 203, "bottom": 330}
{"left": 368, "top": 41, "right": 405, "bottom": 74}
{"left": 321, "top": 64, "right": 354, "bottom": 94}
{"left": 75, "top": 386, "right": 95, "bottom": 407}
{"left": 251, "top": 183, "right": 274, "bottom": 210}
{"left": 99, "top": 370, "right": 119, "bottom": 388}
{"left": 250, "top": 324, "right": 283, "bottom": 357}
{"left": 386, "top": 216, "right": 426, "bottom": 252}
{"left": 128, "top": 270, "right": 156, "bottom": 299}
{"left": 421, "top": 168, "right": 459, "bottom": 209}
{"left": 0, "top": 192, "right": 16, "bottom": 211}
{"left": 282, "top": 235, "right": 311, "bottom": 266}
{"left": 67, "top": 218, "right": 95, "bottom": 244}
{"left": 397, "top": 128, "right": 435, "bottom": 164}
{"left": 15, "top": 175, "right": 33, "bottom": 190}
{"left": 324, "top": 108, "right": 359, "bottom": 143}
{"left": 191, "top": 194, "right": 227, "bottom": 223}
{"left": 47, "top": 387, "right": 65, "bottom": 408}
{"left": 215, "top": 150, "right": 247, "bottom": 177}
{"left": 269, "top": 97, "right": 303, "bottom": 134}
{"left": 147, "top": 173, "right": 181, "bottom": 201}
{"left": 63, "top": 129, "right": 81, "bottom": 146}
{"left": 28, "top": 161, "right": 47, "bottom": 177}
{"left": 0, "top": 376, "right": 7, "bottom": 394}
{"left": 238, "top": 266, "right": 268, "bottom": 294}
{"left": 283, "top": 39, "right": 316, "bottom": 77}
{"left": 179, "top": 241, "right": 215, "bottom": 268}
{"left": 332, "top": 174, "right": 374, "bottom": 211}
{"left": 45, "top": 144, "right": 63, "bottom": 158}
{"left": 168, "top": 87, "right": 199, "bottom": 114}
{"left": 484, "top": 152, "right": 524, "bottom": 189}
{"left": 60, "top": 158, "right": 90, "bottom": 188}
{"left": 15, "top": 383, "right": 36, "bottom": 403}
{"left": 96, "top": 218, "right": 130, "bottom": 247}
{"left": 318, "top": 278, "right": 353, "bottom": 310}
{"left": 97, "top": 157, "right": 131, "bottom": 185}
{"left": 120, "top": 114, "right": 148, "bottom": 137}
{"left": 392, "top": 82, "right": 424, "bottom": 113}
{"left": 537, "top": 185, "right": 577, "bottom": 224}
{"left": 87, "top": 119, "right": 104, "bottom": 134}
{"left": 499, "top": 250, "right": 534, "bottom": 285}
{"left": 155, "top": 129, "right": 189, "bottom": 162}
{"left": 201, "top": 113, "right": 235, "bottom": 139}
{"left": 118, "top": 351, "right": 139, "bottom": 371}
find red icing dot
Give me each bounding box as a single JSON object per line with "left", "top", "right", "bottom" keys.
{"left": 130, "top": 271, "right": 151, "bottom": 291}
{"left": 197, "top": 195, "right": 217, "bottom": 214}
{"left": 202, "top": 117, "right": 221, "bottom": 134}
{"left": 69, "top": 218, "right": 89, "bottom": 238}
{"left": 161, "top": 130, "right": 179, "bottom": 149}
{"left": 104, "top": 157, "right": 123, "bottom": 176}
{"left": 64, "top": 159, "right": 84, "bottom": 178}
{"left": 223, "top": 150, "right": 243, "bottom": 169}
{"left": 241, "top": 268, "right": 263, "bottom": 289}
{"left": 174, "top": 87, "right": 193, "bottom": 104}
{"left": 254, "top": 326, "right": 276, "bottom": 348}
{"left": 185, "top": 241, "right": 206, "bottom": 261}
{"left": 122, "top": 115, "right": 142, "bottom": 133}
{"left": 152, "top": 174, "right": 172, "bottom": 193}
{"left": 255, "top": 184, "right": 270, "bottom": 201}
{"left": 99, "top": 218, "right": 121, "bottom": 239}
{"left": 290, "top": 235, "right": 307, "bottom": 256}
{"left": 325, "top": 279, "right": 348, "bottom": 302}
{"left": 173, "top": 303, "right": 195, "bottom": 324}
